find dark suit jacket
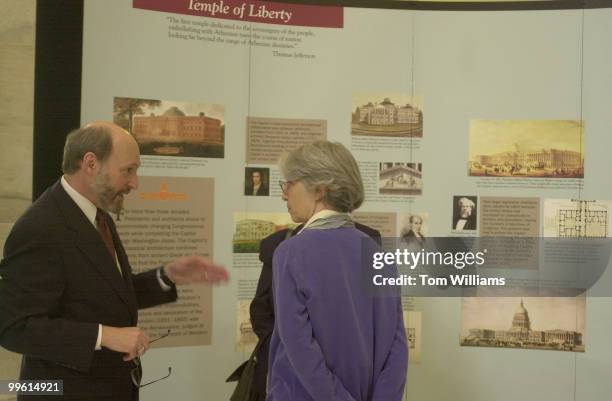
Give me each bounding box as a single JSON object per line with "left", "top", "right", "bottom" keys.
{"left": 402, "top": 229, "right": 425, "bottom": 247}
{"left": 0, "top": 181, "right": 177, "bottom": 401}
{"left": 453, "top": 215, "right": 477, "bottom": 231}
{"left": 249, "top": 222, "right": 381, "bottom": 401}
{"left": 245, "top": 183, "right": 269, "bottom": 196}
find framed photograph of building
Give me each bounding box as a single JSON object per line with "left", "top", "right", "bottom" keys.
{"left": 113, "top": 97, "right": 225, "bottom": 158}
{"left": 378, "top": 162, "right": 422, "bottom": 195}
{"left": 460, "top": 296, "right": 586, "bottom": 352}
{"left": 351, "top": 93, "right": 423, "bottom": 137}
{"left": 468, "top": 120, "right": 584, "bottom": 178}
{"left": 232, "top": 212, "right": 298, "bottom": 253}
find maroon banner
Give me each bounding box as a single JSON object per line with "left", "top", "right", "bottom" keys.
{"left": 133, "top": 0, "right": 343, "bottom": 28}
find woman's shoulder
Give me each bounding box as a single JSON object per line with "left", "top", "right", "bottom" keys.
{"left": 279, "top": 227, "right": 371, "bottom": 252}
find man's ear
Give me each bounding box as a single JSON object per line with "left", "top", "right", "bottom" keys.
{"left": 82, "top": 152, "right": 99, "bottom": 173}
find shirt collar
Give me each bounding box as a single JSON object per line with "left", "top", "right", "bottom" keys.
{"left": 296, "top": 209, "right": 341, "bottom": 235}
{"left": 61, "top": 175, "right": 98, "bottom": 227}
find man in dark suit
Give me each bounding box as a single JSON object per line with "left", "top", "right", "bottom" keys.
{"left": 0, "top": 122, "right": 228, "bottom": 400}
{"left": 452, "top": 196, "right": 477, "bottom": 231}
{"left": 245, "top": 170, "right": 269, "bottom": 196}
{"left": 249, "top": 222, "right": 381, "bottom": 401}
{"left": 401, "top": 214, "right": 425, "bottom": 248}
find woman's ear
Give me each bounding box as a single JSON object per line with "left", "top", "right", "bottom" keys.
{"left": 314, "top": 185, "right": 326, "bottom": 202}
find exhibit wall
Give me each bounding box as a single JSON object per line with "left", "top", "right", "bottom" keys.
{"left": 0, "top": 1, "right": 36, "bottom": 398}
{"left": 77, "top": 1, "right": 612, "bottom": 400}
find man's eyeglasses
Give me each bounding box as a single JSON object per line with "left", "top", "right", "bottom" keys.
{"left": 131, "top": 330, "right": 172, "bottom": 388}
{"left": 278, "top": 180, "right": 296, "bottom": 193}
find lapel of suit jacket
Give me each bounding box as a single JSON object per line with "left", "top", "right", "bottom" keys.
{"left": 50, "top": 181, "right": 138, "bottom": 320}
{"left": 289, "top": 224, "right": 304, "bottom": 238}
{"left": 106, "top": 214, "right": 138, "bottom": 306}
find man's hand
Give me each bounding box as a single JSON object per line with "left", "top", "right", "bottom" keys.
{"left": 164, "top": 255, "right": 229, "bottom": 285}
{"left": 101, "top": 326, "right": 150, "bottom": 361}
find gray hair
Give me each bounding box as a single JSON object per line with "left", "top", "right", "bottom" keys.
{"left": 458, "top": 197, "right": 475, "bottom": 208}
{"left": 279, "top": 141, "right": 364, "bottom": 212}
{"left": 409, "top": 215, "right": 423, "bottom": 224}
{"left": 62, "top": 125, "right": 113, "bottom": 174}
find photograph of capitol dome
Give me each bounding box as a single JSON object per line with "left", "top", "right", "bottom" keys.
{"left": 113, "top": 97, "right": 225, "bottom": 158}
{"left": 461, "top": 297, "right": 585, "bottom": 352}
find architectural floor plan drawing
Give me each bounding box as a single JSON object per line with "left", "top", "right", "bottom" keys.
{"left": 544, "top": 199, "right": 611, "bottom": 238}
{"left": 557, "top": 200, "right": 608, "bottom": 238}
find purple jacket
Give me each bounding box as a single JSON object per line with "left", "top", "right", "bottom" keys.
{"left": 268, "top": 227, "right": 407, "bottom": 401}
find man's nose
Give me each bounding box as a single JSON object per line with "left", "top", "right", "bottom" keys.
{"left": 129, "top": 175, "right": 139, "bottom": 190}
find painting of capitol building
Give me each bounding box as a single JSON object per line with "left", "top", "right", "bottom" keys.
{"left": 232, "top": 213, "right": 298, "bottom": 253}
{"left": 461, "top": 298, "right": 585, "bottom": 352}
{"left": 113, "top": 97, "right": 225, "bottom": 158}
{"left": 351, "top": 94, "right": 423, "bottom": 137}
{"left": 468, "top": 120, "right": 584, "bottom": 178}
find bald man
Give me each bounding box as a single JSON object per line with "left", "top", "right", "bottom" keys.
{"left": 0, "top": 122, "right": 228, "bottom": 400}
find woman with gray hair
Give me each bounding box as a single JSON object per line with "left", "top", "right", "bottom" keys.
{"left": 267, "top": 141, "right": 407, "bottom": 401}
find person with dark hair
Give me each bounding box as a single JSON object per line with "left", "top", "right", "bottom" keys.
{"left": 401, "top": 214, "right": 425, "bottom": 248}
{"left": 0, "top": 121, "right": 228, "bottom": 401}
{"left": 262, "top": 141, "right": 407, "bottom": 401}
{"left": 245, "top": 170, "right": 269, "bottom": 196}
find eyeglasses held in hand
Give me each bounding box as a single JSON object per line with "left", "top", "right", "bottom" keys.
{"left": 131, "top": 330, "right": 172, "bottom": 388}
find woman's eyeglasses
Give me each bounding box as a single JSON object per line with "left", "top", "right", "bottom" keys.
{"left": 130, "top": 330, "right": 172, "bottom": 388}
{"left": 278, "top": 180, "right": 296, "bottom": 193}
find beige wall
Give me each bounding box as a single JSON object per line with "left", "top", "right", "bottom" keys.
{"left": 0, "top": 0, "right": 36, "bottom": 395}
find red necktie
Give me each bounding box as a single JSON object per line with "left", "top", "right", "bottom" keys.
{"left": 96, "top": 208, "right": 117, "bottom": 263}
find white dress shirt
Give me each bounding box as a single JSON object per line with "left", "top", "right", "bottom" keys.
{"left": 60, "top": 176, "right": 170, "bottom": 351}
